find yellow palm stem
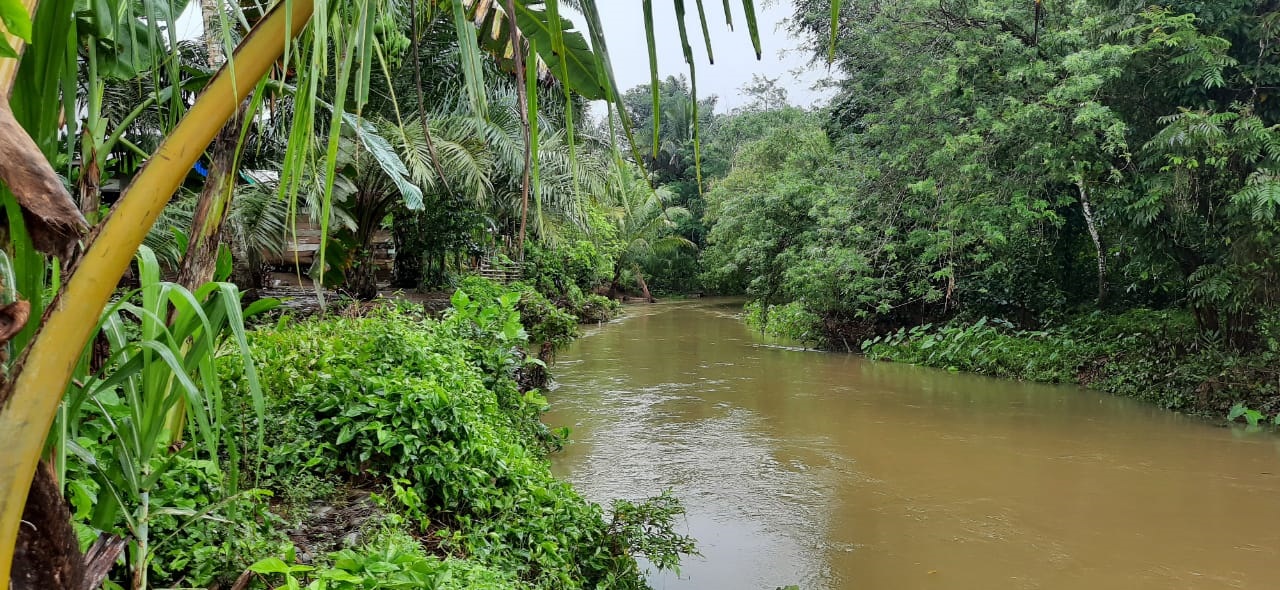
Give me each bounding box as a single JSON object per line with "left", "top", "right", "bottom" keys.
{"left": 0, "top": 0, "right": 38, "bottom": 97}
{"left": 0, "top": 0, "right": 315, "bottom": 584}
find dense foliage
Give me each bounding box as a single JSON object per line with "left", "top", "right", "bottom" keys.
{"left": 698, "top": 0, "right": 1280, "bottom": 419}
{"left": 66, "top": 281, "right": 692, "bottom": 589}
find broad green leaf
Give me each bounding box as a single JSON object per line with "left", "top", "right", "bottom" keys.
{"left": 249, "top": 558, "right": 295, "bottom": 575}
{"left": 511, "top": 5, "right": 608, "bottom": 101}
{"left": 0, "top": 0, "right": 33, "bottom": 42}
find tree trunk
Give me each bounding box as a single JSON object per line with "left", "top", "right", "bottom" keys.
{"left": 1076, "top": 178, "right": 1107, "bottom": 306}
{"left": 504, "top": 0, "right": 533, "bottom": 261}
{"left": 391, "top": 210, "right": 423, "bottom": 289}
{"left": 176, "top": 0, "right": 241, "bottom": 293}
{"left": 232, "top": 248, "right": 266, "bottom": 290}
{"left": 77, "top": 129, "right": 101, "bottom": 221}
{"left": 13, "top": 463, "right": 81, "bottom": 590}
{"left": 200, "top": 0, "right": 226, "bottom": 66}
{"left": 348, "top": 246, "right": 379, "bottom": 300}
{"left": 634, "top": 266, "right": 654, "bottom": 303}
{"left": 176, "top": 112, "right": 243, "bottom": 290}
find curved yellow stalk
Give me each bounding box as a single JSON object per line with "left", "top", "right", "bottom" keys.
{"left": 0, "top": 0, "right": 316, "bottom": 584}
{"left": 0, "top": 0, "right": 38, "bottom": 97}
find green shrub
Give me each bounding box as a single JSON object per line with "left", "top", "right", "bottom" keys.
{"left": 862, "top": 309, "right": 1280, "bottom": 416}
{"left": 65, "top": 450, "right": 288, "bottom": 589}
{"left": 250, "top": 526, "right": 519, "bottom": 590}
{"left": 457, "top": 275, "right": 580, "bottom": 347}
{"left": 744, "top": 301, "right": 824, "bottom": 347}
{"left": 524, "top": 240, "right": 612, "bottom": 295}
{"left": 235, "top": 300, "right": 687, "bottom": 588}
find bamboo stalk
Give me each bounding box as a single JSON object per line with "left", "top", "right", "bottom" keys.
{"left": 0, "top": 0, "right": 316, "bottom": 584}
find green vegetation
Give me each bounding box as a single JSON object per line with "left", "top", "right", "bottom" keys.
{"left": 698, "top": 1, "right": 1280, "bottom": 421}
{"left": 14, "top": 0, "right": 1280, "bottom": 582}
{"left": 64, "top": 273, "right": 694, "bottom": 588}
{"left": 863, "top": 312, "right": 1280, "bottom": 416}
{"left": 0, "top": 0, "right": 818, "bottom": 582}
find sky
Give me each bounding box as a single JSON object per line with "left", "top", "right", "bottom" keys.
{"left": 174, "top": 1, "right": 835, "bottom": 113}
{"left": 591, "top": 1, "right": 835, "bottom": 112}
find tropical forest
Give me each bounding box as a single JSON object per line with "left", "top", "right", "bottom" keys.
{"left": 1, "top": 0, "right": 1279, "bottom": 589}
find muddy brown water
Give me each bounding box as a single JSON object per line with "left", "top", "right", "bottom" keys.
{"left": 544, "top": 300, "right": 1280, "bottom": 590}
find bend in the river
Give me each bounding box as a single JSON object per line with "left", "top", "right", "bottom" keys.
{"left": 546, "top": 299, "right": 1280, "bottom": 590}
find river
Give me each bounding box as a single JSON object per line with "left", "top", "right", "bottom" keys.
{"left": 543, "top": 300, "right": 1280, "bottom": 590}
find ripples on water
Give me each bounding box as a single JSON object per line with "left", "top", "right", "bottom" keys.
{"left": 545, "top": 300, "right": 1280, "bottom": 590}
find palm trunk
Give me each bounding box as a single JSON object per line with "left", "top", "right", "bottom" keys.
{"left": 168, "top": 110, "right": 244, "bottom": 444}
{"left": 175, "top": 114, "right": 243, "bottom": 290}
{"left": 200, "top": 0, "right": 226, "bottom": 66}
{"left": 505, "top": 0, "right": 533, "bottom": 261}
{"left": 634, "top": 265, "right": 654, "bottom": 303}
{"left": 1076, "top": 178, "right": 1107, "bottom": 306}
{"left": 391, "top": 209, "right": 423, "bottom": 289}
{"left": 349, "top": 245, "right": 379, "bottom": 300}
{"left": 77, "top": 130, "right": 101, "bottom": 222}
{"left": 176, "top": 0, "right": 243, "bottom": 292}
{"left": 11, "top": 463, "right": 81, "bottom": 590}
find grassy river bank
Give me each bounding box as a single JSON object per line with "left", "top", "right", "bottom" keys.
{"left": 66, "top": 279, "right": 694, "bottom": 589}
{"left": 748, "top": 303, "right": 1280, "bottom": 423}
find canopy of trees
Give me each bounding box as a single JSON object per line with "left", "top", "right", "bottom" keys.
{"left": 703, "top": 0, "right": 1280, "bottom": 353}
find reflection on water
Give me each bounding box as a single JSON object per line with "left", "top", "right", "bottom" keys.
{"left": 544, "top": 300, "right": 1280, "bottom": 590}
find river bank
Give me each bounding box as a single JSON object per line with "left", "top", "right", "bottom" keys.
{"left": 747, "top": 302, "right": 1280, "bottom": 422}
{"left": 64, "top": 281, "right": 682, "bottom": 589}
{"left": 859, "top": 309, "right": 1280, "bottom": 422}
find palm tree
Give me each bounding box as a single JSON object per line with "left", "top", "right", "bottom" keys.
{"left": 606, "top": 166, "right": 695, "bottom": 302}
{"left": 316, "top": 117, "right": 429, "bottom": 299}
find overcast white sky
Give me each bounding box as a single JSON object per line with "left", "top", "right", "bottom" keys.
{"left": 175, "top": 1, "right": 834, "bottom": 112}
{"left": 592, "top": 1, "right": 834, "bottom": 112}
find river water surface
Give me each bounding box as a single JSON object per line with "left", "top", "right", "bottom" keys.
{"left": 544, "top": 300, "right": 1280, "bottom": 590}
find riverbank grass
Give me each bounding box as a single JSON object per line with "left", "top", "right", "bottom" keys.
{"left": 859, "top": 309, "right": 1280, "bottom": 420}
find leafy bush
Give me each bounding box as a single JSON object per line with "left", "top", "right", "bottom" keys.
{"left": 65, "top": 450, "right": 288, "bottom": 589}
{"left": 516, "top": 243, "right": 622, "bottom": 323}
{"left": 250, "top": 527, "right": 518, "bottom": 590}
{"left": 863, "top": 309, "right": 1280, "bottom": 416}
{"left": 457, "top": 275, "right": 579, "bottom": 346}
{"left": 524, "top": 240, "right": 612, "bottom": 295}
{"left": 577, "top": 292, "right": 621, "bottom": 323}
{"left": 234, "top": 295, "right": 690, "bottom": 588}
{"left": 744, "top": 301, "right": 824, "bottom": 347}
{"left": 555, "top": 282, "right": 621, "bottom": 323}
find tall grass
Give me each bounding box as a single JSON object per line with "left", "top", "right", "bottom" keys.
{"left": 55, "top": 245, "right": 274, "bottom": 589}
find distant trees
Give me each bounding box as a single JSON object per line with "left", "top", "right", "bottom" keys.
{"left": 709, "top": 0, "right": 1280, "bottom": 348}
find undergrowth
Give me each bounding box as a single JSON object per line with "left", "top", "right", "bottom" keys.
{"left": 744, "top": 301, "right": 825, "bottom": 348}
{"left": 861, "top": 309, "right": 1280, "bottom": 419}
{"left": 228, "top": 289, "right": 693, "bottom": 589}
